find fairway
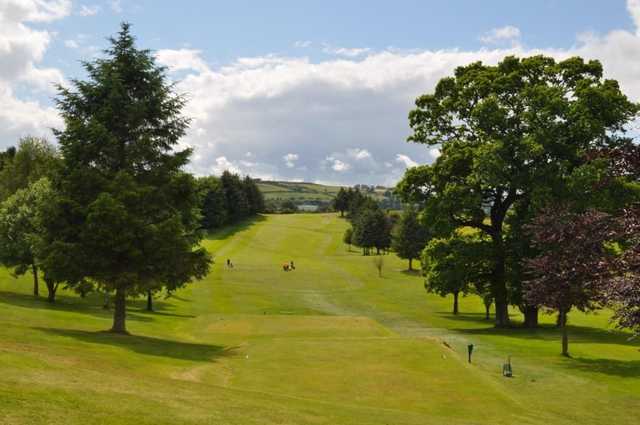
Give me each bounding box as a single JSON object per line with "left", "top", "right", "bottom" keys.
{"left": 1, "top": 214, "right": 639, "bottom": 424}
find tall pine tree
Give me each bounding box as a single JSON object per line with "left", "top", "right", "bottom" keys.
{"left": 50, "top": 23, "right": 211, "bottom": 333}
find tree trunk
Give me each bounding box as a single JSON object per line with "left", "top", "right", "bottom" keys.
{"left": 453, "top": 291, "right": 459, "bottom": 315}
{"left": 408, "top": 258, "right": 413, "bottom": 271}
{"left": 111, "top": 287, "right": 127, "bottom": 334}
{"left": 45, "top": 279, "right": 57, "bottom": 303}
{"left": 559, "top": 308, "right": 569, "bottom": 356}
{"left": 103, "top": 291, "right": 110, "bottom": 309}
{"left": 376, "top": 247, "right": 380, "bottom": 255}
{"left": 485, "top": 302, "right": 491, "bottom": 320}
{"left": 523, "top": 305, "right": 539, "bottom": 328}
{"left": 491, "top": 234, "right": 510, "bottom": 327}
{"left": 32, "top": 263, "right": 39, "bottom": 296}
{"left": 146, "top": 290, "right": 153, "bottom": 311}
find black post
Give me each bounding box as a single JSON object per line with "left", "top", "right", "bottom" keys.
{"left": 467, "top": 344, "right": 474, "bottom": 363}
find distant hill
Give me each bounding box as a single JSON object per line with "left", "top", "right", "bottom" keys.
{"left": 256, "top": 180, "right": 402, "bottom": 211}
{"left": 256, "top": 180, "right": 392, "bottom": 201}
{"left": 256, "top": 180, "right": 342, "bottom": 202}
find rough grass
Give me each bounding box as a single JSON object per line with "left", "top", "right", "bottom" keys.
{"left": 0, "top": 213, "right": 639, "bottom": 424}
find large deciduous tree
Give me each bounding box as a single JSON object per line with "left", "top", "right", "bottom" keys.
{"left": 524, "top": 207, "right": 618, "bottom": 356}
{"left": 398, "top": 55, "right": 638, "bottom": 327}
{"left": 392, "top": 206, "right": 429, "bottom": 271}
{"left": 50, "top": 23, "right": 211, "bottom": 333}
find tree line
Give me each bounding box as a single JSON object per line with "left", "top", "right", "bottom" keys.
{"left": 336, "top": 188, "right": 429, "bottom": 272}
{"left": 197, "top": 171, "right": 264, "bottom": 231}
{"left": 0, "top": 24, "right": 262, "bottom": 334}
{"left": 394, "top": 55, "right": 640, "bottom": 355}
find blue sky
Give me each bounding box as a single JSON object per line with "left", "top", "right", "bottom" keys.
{"left": 45, "top": 1, "right": 634, "bottom": 76}
{"left": 3, "top": 0, "right": 640, "bottom": 185}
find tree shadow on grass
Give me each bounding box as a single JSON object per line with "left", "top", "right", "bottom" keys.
{"left": 0, "top": 291, "right": 197, "bottom": 323}
{"left": 441, "top": 313, "right": 640, "bottom": 377}
{"left": 205, "top": 214, "right": 266, "bottom": 242}
{"left": 0, "top": 291, "right": 151, "bottom": 321}
{"left": 128, "top": 298, "right": 196, "bottom": 319}
{"left": 564, "top": 357, "right": 640, "bottom": 378}
{"left": 444, "top": 313, "right": 640, "bottom": 348}
{"left": 165, "top": 294, "right": 191, "bottom": 303}
{"left": 400, "top": 269, "right": 422, "bottom": 277}
{"left": 36, "top": 327, "right": 237, "bottom": 362}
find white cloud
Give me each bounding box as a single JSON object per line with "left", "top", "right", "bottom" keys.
{"left": 329, "top": 158, "right": 350, "bottom": 172}
{"left": 173, "top": 18, "right": 640, "bottom": 185}
{"left": 0, "top": 0, "right": 67, "bottom": 142}
{"left": 156, "top": 49, "right": 209, "bottom": 73}
{"left": 395, "top": 154, "right": 418, "bottom": 168}
{"left": 322, "top": 44, "right": 371, "bottom": 57}
{"left": 0, "top": 0, "right": 72, "bottom": 22}
{"left": 6, "top": 1, "right": 640, "bottom": 188}
{"left": 211, "top": 156, "right": 240, "bottom": 174}
{"left": 294, "top": 40, "right": 312, "bottom": 48}
{"left": 78, "top": 4, "right": 100, "bottom": 16}
{"left": 110, "top": 0, "right": 122, "bottom": 13}
{"left": 480, "top": 25, "right": 521, "bottom": 44}
{"left": 347, "top": 148, "right": 371, "bottom": 160}
{"left": 628, "top": 0, "right": 640, "bottom": 34}
{"left": 283, "top": 153, "right": 299, "bottom": 168}
{"left": 64, "top": 39, "right": 79, "bottom": 49}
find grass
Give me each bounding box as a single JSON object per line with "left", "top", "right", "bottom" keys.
{"left": 1, "top": 213, "right": 639, "bottom": 424}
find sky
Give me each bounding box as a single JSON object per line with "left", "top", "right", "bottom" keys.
{"left": 2, "top": 1, "right": 640, "bottom": 185}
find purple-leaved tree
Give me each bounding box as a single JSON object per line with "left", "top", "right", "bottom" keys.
{"left": 524, "top": 207, "right": 619, "bottom": 356}
{"left": 608, "top": 206, "right": 640, "bottom": 338}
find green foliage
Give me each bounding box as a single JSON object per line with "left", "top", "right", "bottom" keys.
{"left": 422, "top": 234, "right": 491, "bottom": 313}
{"left": 347, "top": 188, "right": 378, "bottom": 219}
{"left": 50, "top": 23, "right": 211, "bottom": 332}
{"left": 391, "top": 206, "right": 429, "bottom": 270}
{"left": 220, "top": 171, "right": 250, "bottom": 219}
{"left": 197, "top": 176, "right": 228, "bottom": 229}
{"left": 0, "top": 146, "right": 15, "bottom": 172}
{"left": 243, "top": 175, "right": 265, "bottom": 214}
{"left": 398, "top": 55, "right": 639, "bottom": 326}
{"left": 196, "top": 173, "right": 264, "bottom": 231}
{"left": 333, "top": 187, "right": 350, "bottom": 216}
{"left": 352, "top": 206, "right": 391, "bottom": 255}
{"left": 0, "top": 178, "right": 56, "bottom": 298}
{"left": 343, "top": 227, "right": 353, "bottom": 248}
{"left": 0, "top": 137, "right": 59, "bottom": 201}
